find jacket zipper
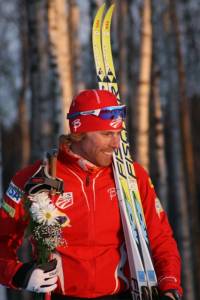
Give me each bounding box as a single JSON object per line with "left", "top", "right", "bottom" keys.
{"left": 85, "top": 173, "right": 96, "bottom": 294}
{"left": 86, "top": 174, "right": 90, "bottom": 186}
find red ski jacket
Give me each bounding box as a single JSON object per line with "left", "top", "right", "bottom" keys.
{"left": 0, "top": 145, "right": 182, "bottom": 297}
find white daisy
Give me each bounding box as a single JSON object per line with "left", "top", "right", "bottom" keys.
{"left": 30, "top": 192, "right": 59, "bottom": 226}
{"left": 28, "top": 192, "right": 50, "bottom": 204}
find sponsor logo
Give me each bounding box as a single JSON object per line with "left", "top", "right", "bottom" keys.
{"left": 55, "top": 192, "right": 73, "bottom": 209}
{"left": 1, "top": 200, "right": 16, "bottom": 217}
{"left": 107, "top": 187, "right": 116, "bottom": 200}
{"left": 72, "top": 119, "right": 81, "bottom": 132}
{"left": 155, "top": 197, "right": 163, "bottom": 217}
{"left": 6, "top": 182, "right": 24, "bottom": 204}
{"left": 110, "top": 117, "right": 122, "bottom": 128}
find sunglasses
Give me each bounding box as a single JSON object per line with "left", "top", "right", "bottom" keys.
{"left": 67, "top": 105, "right": 126, "bottom": 120}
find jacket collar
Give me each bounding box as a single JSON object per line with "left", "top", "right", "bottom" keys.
{"left": 58, "top": 142, "right": 103, "bottom": 174}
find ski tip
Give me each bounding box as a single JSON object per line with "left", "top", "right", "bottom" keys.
{"left": 102, "top": 4, "right": 115, "bottom": 32}
{"left": 105, "top": 3, "right": 115, "bottom": 17}
{"left": 92, "top": 3, "right": 106, "bottom": 28}
{"left": 100, "top": 2, "right": 106, "bottom": 10}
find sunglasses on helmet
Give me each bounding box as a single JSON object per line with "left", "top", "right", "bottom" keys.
{"left": 67, "top": 105, "right": 126, "bottom": 120}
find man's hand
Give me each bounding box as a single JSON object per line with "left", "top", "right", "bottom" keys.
{"left": 13, "top": 259, "right": 58, "bottom": 293}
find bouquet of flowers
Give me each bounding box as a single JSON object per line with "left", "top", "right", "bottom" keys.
{"left": 24, "top": 192, "right": 68, "bottom": 299}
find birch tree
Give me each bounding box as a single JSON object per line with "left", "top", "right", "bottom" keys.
{"left": 135, "top": 0, "right": 152, "bottom": 171}
{"left": 169, "top": 1, "right": 200, "bottom": 298}
{"left": 150, "top": 70, "right": 168, "bottom": 209}
{"left": 68, "top": 0, "right": 81, "bottom": 94}
{"left": 166, "top": 91, "right": 195, "bottom": 300}
{"left": 162, "top": 2, "right": 195, "bottom": 298}
{"left": 117, "top": 0, "right": 128, "bottom": 101}
{"left": 18, "top": 0, "right": 30, "bottom": 167}
{"left": 48, "top": 0, "right": 73, "bottom": 134}
{"left": 26, "top": 0, "right": 54, "bottom": 160}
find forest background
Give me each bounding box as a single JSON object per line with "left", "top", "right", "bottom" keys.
{"left": 0, "top": 0, "right": 199, "bottom": 300}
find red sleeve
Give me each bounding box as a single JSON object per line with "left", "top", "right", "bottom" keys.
{"left": 134, "top": 162, "right": 183, "bottom": 296}
{"left": 0, "top": 160, "right": 41, "bottom": 287}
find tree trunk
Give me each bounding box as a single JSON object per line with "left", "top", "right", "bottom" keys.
{"left": 135, "top": 0, "right": 152, "bottom": 171}
{"left": 48, "top": 0, "right": 73, "bottom": 134}
{"left": 166, "top": 91, "right": 195, "bottom": 300}
{"left": 26, "top": 0, "right": 54, "bottom": 160}
{"left": 169, "top": 1, "right": 200, "bottom": 298}
{"left": 68, "top": 0, "right": 81, "bottom": 94}
{"left": 18, "top": 0, "right": 30, "bottom": 167}
{"left": 117, "top": 0, "right": 128, "bottom": 101}
{"left": 150, "top": 69, "right": 168, "bottom": 210}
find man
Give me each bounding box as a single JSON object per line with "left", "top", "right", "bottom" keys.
{"left": 0, "top": 89, "right": 182, "bottom": 299}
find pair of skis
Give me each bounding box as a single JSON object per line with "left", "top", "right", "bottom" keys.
{"left": 92, "top": 4, "right": 159, "bottom": 300}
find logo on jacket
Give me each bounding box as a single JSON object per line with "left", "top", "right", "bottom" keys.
{"left": 1, "top": 200, "right": 16, "bottom": 217}
{"left": 155, "top": 197, "right": 163, "bottom": 218}
{"left": 107, "top": 188, "right": 116, "bottom": 200}
{"left": 6, "top": 181, "right": 24, "bottom": 204}
{"left": 55, "top": 192, "right": 73, "bottom": 209}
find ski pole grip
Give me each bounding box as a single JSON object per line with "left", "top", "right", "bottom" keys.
{"left": 48, "top": 149, "right": 58, "bottom": 195}
{"left": 49, "top": 149, "right": 57, "bottom": 177}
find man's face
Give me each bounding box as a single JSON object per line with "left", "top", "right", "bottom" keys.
{"left": 73, "top": 130, "right": 121, "bottom": 167}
